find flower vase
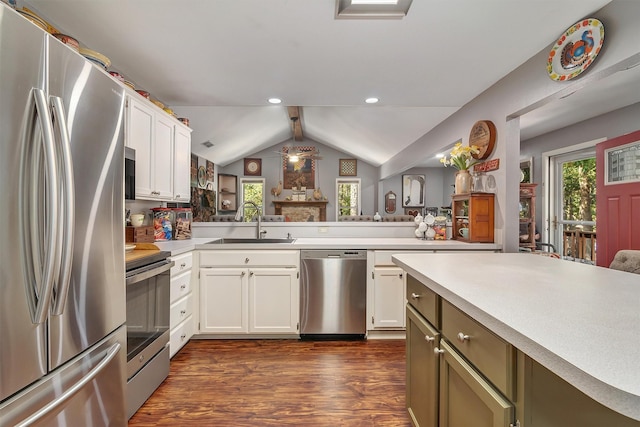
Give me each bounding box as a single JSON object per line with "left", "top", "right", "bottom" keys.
{"left": 455, "top": 170, "right": 471, "bottom": 194}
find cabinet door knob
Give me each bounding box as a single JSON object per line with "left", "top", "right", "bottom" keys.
{"left": 434, "top": 347, "right": 445, "bottom": 355}
{"left": 411, "top": 293, "right": 421, "bottom": 299}
{"left": 424, "top": 335, "right": 435, "bottom": 342}
{"left": 241, "top": 271, "right": 246, "bottom": 277}
{"left": 457, "top": 332, "right": 470, "bottom": 342}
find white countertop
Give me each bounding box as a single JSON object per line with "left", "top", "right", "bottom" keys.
{"left": 392, "top": 252, "right": 640, "bottom": 421}
{"left": 195, "top": 237, "right": 501, "bottom": 251}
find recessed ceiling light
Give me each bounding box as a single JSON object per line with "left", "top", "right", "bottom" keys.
{"left": 365, "top": 97, "right": 379, "bottom": 104}
{"left": 202, "top": 140, "right": 214, "bottom": 148}
{"left": 268, "top": 98, "right": 282, "bottom": 104}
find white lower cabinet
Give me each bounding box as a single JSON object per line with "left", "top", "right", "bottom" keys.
{"left": 169, "top": 251, "right": 194, "bottom": 357}
{"left": 199, "top": 250, "right": 300, "bottom": 337}
{"left": 372, "top": 266, "right": 406, "bottom": 328}
{"left": 368, "top": 251, "right": 407, "bottom": 331}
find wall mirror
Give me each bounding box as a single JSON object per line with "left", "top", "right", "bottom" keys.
{"left": 384, "top": 191, "right": 397, "bottom": 213}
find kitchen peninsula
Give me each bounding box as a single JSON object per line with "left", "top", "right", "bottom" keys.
{"left": 393, "top": 252, "right": 640, "bottom": 426}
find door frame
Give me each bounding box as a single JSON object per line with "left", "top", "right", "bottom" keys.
{"left": 541, "top": 138, "right": 605, "bottom": 252}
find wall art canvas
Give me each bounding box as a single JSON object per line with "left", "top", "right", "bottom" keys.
{"left": 283, "top": 146, "right": 315, "bottom": 189}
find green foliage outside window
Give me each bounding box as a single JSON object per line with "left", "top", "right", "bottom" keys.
{"left": 338, "top": 182, "right": 359, "bottom": 216}
{"left": 242, "top": 182, "right": 263, "bottom": 222}
{"left": 562, "top": 158, "right": 596, "bottom": 230}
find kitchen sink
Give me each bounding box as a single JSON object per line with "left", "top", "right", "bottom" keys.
{"left": 212, "top": 237, "right": 296, "bottom": 244}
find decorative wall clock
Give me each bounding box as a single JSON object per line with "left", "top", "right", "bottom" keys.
{"left": 469, "top": 120, "right": 496, "bottom": 160}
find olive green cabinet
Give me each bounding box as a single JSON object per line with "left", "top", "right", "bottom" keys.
{"left": 406, "top": 305, "right": 439, "bottom": 427}
{"left": 437, "top": 339, "right": 514, "bottom": 427}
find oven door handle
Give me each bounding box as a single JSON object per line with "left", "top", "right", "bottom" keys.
{"left": 126, "top": 261, "right": 175, "bottom": 285}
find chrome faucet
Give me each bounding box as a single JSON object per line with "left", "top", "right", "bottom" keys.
{"left": 235, "top": 201, "right": 267, "bottom": 239}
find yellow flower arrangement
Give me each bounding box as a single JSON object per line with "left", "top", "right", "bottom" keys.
{"left": 440, "top": 142, "right": 480, "bottom": 170}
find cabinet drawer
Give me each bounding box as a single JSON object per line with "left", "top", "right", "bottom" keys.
{"left": 170, "top": 252, "right": 193, "bottom": 276}
{"left": 441, "top": 299, "right": 515, "bottom": 400}
{"left": 406, "top": 275, "right": 439, "bottom": 329}
{"left": 200, "top": 250, "right": 299, "bottom": 267}
{"left": 170, "top": 270, "right": 192, "bottom": 303}
{"left": 169, "top": 315, "right": 193, "bottom": 358}
{"left": 170, "top": 294, "right": 193, "bottom": 328}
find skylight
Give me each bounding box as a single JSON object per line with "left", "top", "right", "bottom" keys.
{"left": 335, "top": 0, "right": 412, "bottom": 19}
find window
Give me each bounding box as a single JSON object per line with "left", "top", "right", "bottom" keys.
{"left": 239, "top": 178, "right": 265, "bottom": 222}
{"left": 336, "top": 178, "right": 361, "bottom": 217}
{"left": 549, "top": 147, "right": 597, "bottom": 262}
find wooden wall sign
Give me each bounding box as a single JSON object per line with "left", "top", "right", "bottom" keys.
{"left": 469, "top": 120, "right": 496, "bottom": 160}
{"left": 473, "top": 158, "right": 500, "bottom": 173}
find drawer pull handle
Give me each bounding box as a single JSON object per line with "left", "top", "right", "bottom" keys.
{"left": 410, "top": 293, "right": 421, "bottom": 299}
{"left": 180, "top": 284, "right": 186, "bottom": 289}
{"left": 457, "top": 332, "right": 470, "bottom": 342}
{"left": 241, "top": 271, "right": 246, "bottom": 277}
{"left": 424, "top": 335, "right": 435, "bottom": 342}
{"left": 180, "top": 262, "right": 186, "bottom": 268}
{"left": 434, "top": 347, "right": 445, "bottom": 355}
{"left": 180, "top": 333, "right": 186, "bottom": 340}
{"left": 245, "top": 257, "right": 250, "bottom": 264}
{"left": 180, "top": 310, "right": 186, "bottom": 315}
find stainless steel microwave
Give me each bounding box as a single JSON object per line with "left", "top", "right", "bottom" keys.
{"left": 125, "top": 147, "right": 135, "bottom": 200}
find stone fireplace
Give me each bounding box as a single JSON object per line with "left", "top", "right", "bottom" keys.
{"left": 273, "top": 200, "right": 328, "bottom": 222}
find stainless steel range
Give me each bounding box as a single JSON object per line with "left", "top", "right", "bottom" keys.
{"left": 125, "top": 251, "right": 173, "bottom": 419}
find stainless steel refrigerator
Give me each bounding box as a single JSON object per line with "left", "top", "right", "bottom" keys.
{"left": 0, "top": 5, "right": 127, "bottom": 426}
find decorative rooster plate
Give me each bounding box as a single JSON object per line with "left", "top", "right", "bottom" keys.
{"left": 547, "top": 18, "right": 604, "bottom": 81}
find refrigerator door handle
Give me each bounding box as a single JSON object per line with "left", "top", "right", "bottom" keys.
{"left": 49, "top": 96, "right": 75, "bottom": 315}
{"left": 14, "top": 342, "right": 121, "bottom": 427}
{"left": 20, "top": 88, "right": 60, "bottom": 325}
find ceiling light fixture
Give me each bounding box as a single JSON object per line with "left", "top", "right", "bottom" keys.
{"left": 351, "top": 0, "right": 398, "bottom": 4}
{"left": 365, "top": 97, "right": 379, "bottom": 104}
{"left": 335, "top": 0, "right": 412, "bottom": 19}
{"left": 202, "top": 140, "right": 214, "bottom": 148}
{"left": 268, "top": 98, "right": 282, "bottom": 104}
{"left": 288, "top": 155, "right": 299, "bottom": 163}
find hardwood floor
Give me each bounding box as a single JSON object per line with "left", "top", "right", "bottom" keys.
{"left": 129, "top": 339, "right": 411, "bottom": 426}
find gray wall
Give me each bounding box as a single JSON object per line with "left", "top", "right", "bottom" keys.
{"left": 218, "top": 137, "right": 379, "bottom": 221}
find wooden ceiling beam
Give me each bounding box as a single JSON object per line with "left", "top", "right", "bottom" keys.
{"left": 287, "top": 106, "right": 304, "bottom": 141}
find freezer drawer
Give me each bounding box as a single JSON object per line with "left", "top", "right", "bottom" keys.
{"left": 0, "top": 325, "right": 127, "bottom": 427}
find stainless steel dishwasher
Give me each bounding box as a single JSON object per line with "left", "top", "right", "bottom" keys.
{"left": 300, "top": 250, "right": 367, "bottom": 339}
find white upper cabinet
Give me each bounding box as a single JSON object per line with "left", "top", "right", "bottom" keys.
{"left": 125, "top": 94, "right": 191, "bottom": 202}
{"left": 173, "top": 124, "right": 192, "bottom": 202}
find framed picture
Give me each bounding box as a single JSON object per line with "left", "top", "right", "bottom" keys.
{"left": 283, "top": 146, "right": 315, "bottom": 189}
{"left": 339, "top": 159, "right": 357, "bottom": 176}
{"left": 190, "top": 154, "right": 198, "bottom": 187}
{"left": 244, "top": 158, "right": 262, "bottom": 176}
{"left": 402, "top": 174, "right": 426, "bottom": 208}
{"left": 520, "top": 157, "right": 533, "bottom": 183}
{"left": 206, "top": 160, "right": 215, "bottom": 186}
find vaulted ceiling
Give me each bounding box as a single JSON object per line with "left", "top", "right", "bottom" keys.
{"left": 26, "top": 0, "right": 635, "bottom": 169}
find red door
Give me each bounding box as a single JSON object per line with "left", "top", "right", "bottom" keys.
{"left": 595, "top": 129, "right": 640, "bottom": 267}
